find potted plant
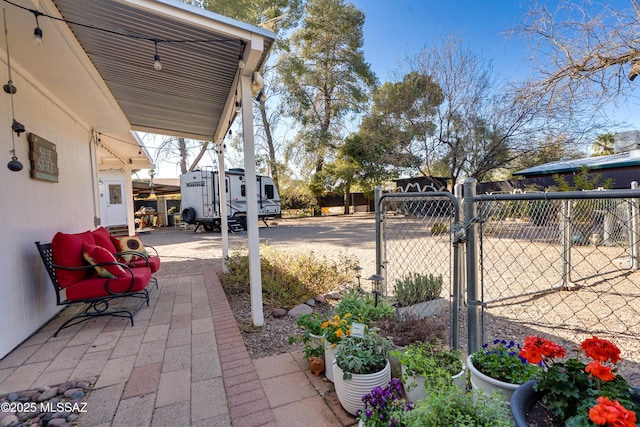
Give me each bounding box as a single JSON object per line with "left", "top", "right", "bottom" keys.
{"left": 467, "top": 339, "right": 539, "bottom": 403}
{"left": 394, "top": 272, "right": 444, "bottom": 320}
{"left": 374, "top": 314, "right": 447, "bottom": 378}
{"left": 512, "top": 335, "right": 640, "bottom": 426}
{"left": 288, "top": 312, "right": 326, "bottom": 360}
{"left": 392, "top": 340, "right": 465, "bottom": 402}
{"left": 356, "top": 378, "right": 413, "bottom": 427}
{"left": 320, "top": 312, "right": 354, "bottom": 382}
{"left": 397, "top": 384, "right": 513, "bottom": 426}
{"left": 333, "top": 331, "right": 392, "bottom": 416}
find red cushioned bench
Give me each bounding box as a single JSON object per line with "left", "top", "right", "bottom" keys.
{"left": 35, "top": 227, "right": 160, "bottom": 336}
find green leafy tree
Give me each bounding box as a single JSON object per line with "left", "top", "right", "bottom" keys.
{"left": 278, "top": 0, "right": 377, "bottom": 185}
{"left": 348, "top": 72, "right": 443, "bottom": 182}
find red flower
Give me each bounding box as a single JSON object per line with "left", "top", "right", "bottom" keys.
{"left": 582, "top": 337, "right": 622, "bottom": 364}
{"left": 589, "top": 396, "right": 637, "bottom": 427}
{"left": 519, "top": 336, "right": 566, "bottom": 364}
{"left": 585, "top": 361, "right": 616, "bottom": 382}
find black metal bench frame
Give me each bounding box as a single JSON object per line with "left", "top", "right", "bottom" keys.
{"left": 35, "top": 241, "right": 154, "bottom": 336}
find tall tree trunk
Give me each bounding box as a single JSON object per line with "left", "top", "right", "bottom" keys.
{"left": 343, "top": 183, "right": 351, "bottom": 215}
{"left": 178, "top": 138, "right": 188, "bottom": 174}
{"left": 259, "top": 99, "right": 279, "bottom": 189}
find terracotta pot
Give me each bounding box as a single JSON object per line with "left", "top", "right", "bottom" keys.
{"left": 333, "top": 359, "right": 391, "bottom": 416}
{"left": 467, "top": 355, "right": 520, "bottom": 404}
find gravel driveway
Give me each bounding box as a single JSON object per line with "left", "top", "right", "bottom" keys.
{"left": 141, "top": 213, "right": 378, "bottom": 280}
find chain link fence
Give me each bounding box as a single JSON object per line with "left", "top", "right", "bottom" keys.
{"left": 377, "top": 192, "right": 464, "bottom": 349}
{"left": 377, "top": 184, "right": 640, "bottom": 386}
{"left": 474, "top": 189, "right": 640, "bottom": 386}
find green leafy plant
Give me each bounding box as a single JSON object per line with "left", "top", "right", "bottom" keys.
{"left": 288, "top": 313, "right": 326, "bottom": 359}
{"left": 398, "top": 385, "right": 513, "bottom": 427}
{"left": 335, "top": 289, "right": 395, "bottom": 324}
{"left": 392, "top": 340, "right": 462, "bottom": 391}
{"left": 470, "top": 339, "right": 539, "bottom": 385}
{"left": 520, "top": 335, "right": 639, "bottom": 426}
{"left": 335, "top": 331, "right": 391, "bottom": 380}
{"left": 394, "top": 272, "right": 443, "bottom": 307}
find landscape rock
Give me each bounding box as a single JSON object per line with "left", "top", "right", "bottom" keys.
{"left": 271, "top": 308, "right": 287, "bottom": 318}
{"left": 288, "top": 304, "right": 313, "bottom": 318}
{"left": 325, "top": 291, "right": 342, "bottom": 300}
{"left": 305, "top": 298, "right": 316, "bottom": 307}
{"left": 314, "top": 295, "right": 326, "bottom": 304}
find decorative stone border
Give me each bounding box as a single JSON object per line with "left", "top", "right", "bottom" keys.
{"left": 0, "top": 378, "right": 94, "bottom": 427}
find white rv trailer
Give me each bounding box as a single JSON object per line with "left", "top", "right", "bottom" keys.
{"left": 180, "top": 168, "right": 281, "bottom": 231}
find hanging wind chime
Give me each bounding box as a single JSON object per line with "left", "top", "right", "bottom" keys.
{"left": 3, "top": 6, "right": 25, "bottom": 172}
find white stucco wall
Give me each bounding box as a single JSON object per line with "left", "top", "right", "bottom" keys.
{"left": 0, "top": 58, "right": 98, "bottom": 358}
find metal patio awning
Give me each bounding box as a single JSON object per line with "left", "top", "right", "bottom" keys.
{"left": 4, "top": 0, "right": 274, "bottom": 166}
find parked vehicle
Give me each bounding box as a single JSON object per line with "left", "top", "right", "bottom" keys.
{"left": 180, "top": 167, "right": 280, "bottom": 232}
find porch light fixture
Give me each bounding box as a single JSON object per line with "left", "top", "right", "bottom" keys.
{"left": 153, "top": 39, "right": 162, "bottom": 71}
{"left": 3, "top": 6, "right": 23, "bottom": 172}
{"left": 32, "top": 10, "right": 43, "bottom": 45}
{"left": 238, "top": 53, "right": 245, "bottom": 69}
{"left": 235, "top": 101, "right": 241, "bottom": 113}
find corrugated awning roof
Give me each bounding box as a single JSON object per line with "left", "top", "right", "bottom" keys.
{"left": 4, "top": 0, "right": 274, "bottom": 167}
{"left": 513, "top": 151, "right": 640, "bottom": 177}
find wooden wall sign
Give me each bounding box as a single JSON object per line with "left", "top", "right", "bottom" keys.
{"left": 28, "top": 133, "right": 59, "bottom": 182}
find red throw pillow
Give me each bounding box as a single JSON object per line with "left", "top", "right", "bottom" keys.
{"left": 92, "top": 227, "right": 118, "bottom": 254}
{"left": 83, "top": 244, "right": 127, "bottom": 278}
{"left": 52, "top": 231, "right": 96, "bottom": 287}
{"left": 111, "top": 235, "right": 148, "bottom": 262}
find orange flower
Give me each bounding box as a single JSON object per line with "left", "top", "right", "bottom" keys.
{"left": 585, "top": 361, "right": 616, "bottom": 382}
{"left": 335, "top": 329, "right": 343, "bottom": 338}
{"left": 582, "top": 336, "right": 621, "bottom": 364}
{"left": 589, "top": 396, "right": 637, "bottom": 427}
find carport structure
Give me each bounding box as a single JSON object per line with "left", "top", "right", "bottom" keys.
{"left": 4, "top": 0, "right": 272, "bottom": 336}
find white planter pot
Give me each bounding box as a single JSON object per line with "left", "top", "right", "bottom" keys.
{"left": 333, "top": 359, "right": 391, "bottom": 416}
{"left": 396, "top": 297, "right": 444, "bottom": 320}
{"left": 467, "top": 355, "right": 520, "bottom": 404}
{"left": 401, "top": 364, "right": 466, "bottom": 402}
{"left": 324, "top": 344, "right": 337, "bottom": 382}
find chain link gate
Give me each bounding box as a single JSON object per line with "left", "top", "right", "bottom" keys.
{"left": 376, "top": 191, "right": 464, "bottom": 350}
{"left": 466, "top": 181, "right": 640, "bottom": 386}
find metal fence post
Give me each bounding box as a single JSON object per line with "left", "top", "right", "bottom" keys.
{"left": 631, "top": 182, "right": 639, "bottom": 270}
{"left": 374, "top": 186, "right": 385, "bottom": 291}
{"left": 452, "top": 182, "right": 464, "bottom": 351}
{"left": 464, "top": 178, "right": 481, "bottom": 354}
{"left": 561, "top": 200, "right": 573, "bottom": 288}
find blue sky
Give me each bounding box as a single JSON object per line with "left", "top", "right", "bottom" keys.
{"left": 349, "top": 0, "right": 640, "bottom": 128}
{"left": 349, "top": 0, "right": 532, "bottom": 82}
